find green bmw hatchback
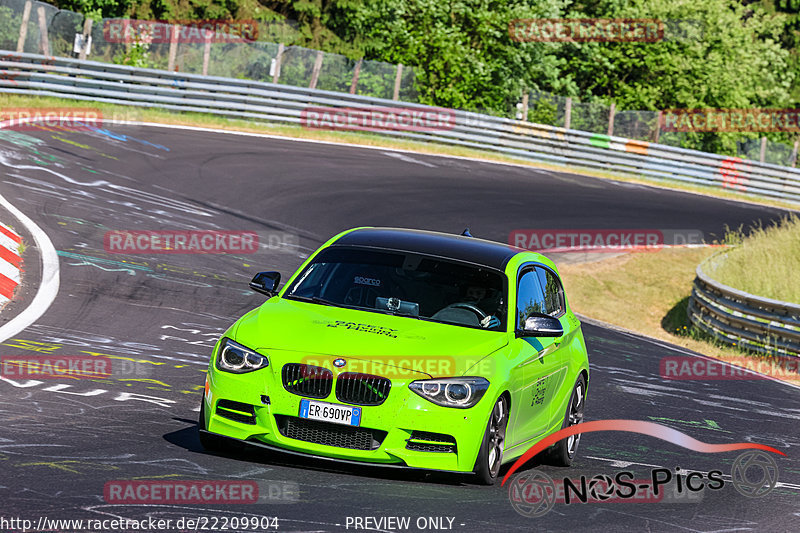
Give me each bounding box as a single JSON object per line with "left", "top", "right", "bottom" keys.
{"left": 200, "top": 227, "right": 589, "bottom": 484}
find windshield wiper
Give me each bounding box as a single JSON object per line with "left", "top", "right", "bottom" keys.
{"left": 285, "top": 295, "right": 340, "bottom": 307}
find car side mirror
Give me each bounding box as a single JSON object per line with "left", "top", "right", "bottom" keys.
{"left": 249, "top": 271, "right": 281, "bottom": 297}
{"left": 518, "top": 313, "right": 563, "bottom": 338}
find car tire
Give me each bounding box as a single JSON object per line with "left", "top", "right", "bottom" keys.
{"left": 198, "top": 399, "right": 229, "bottom": 453}
{"left": 473, "top": 395, "right": 509, "bottom": 485}
{"left": 547, "top": 374, "right": 586, "bottom": 467}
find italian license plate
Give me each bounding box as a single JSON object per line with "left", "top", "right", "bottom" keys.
{"left": 299, "top": 399, "right": 361, "bottom": 427}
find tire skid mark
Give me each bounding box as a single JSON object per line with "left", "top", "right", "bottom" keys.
{"left": 0, "top": 158, "right": 213, "bottom": 218}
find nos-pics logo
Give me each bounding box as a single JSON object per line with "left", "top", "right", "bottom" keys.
{"left": 509, "top": 449, "right": 779, "bottom": 518}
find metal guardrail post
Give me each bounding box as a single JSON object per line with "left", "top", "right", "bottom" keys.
{"left": 16, "top": 1, "right": 32, "bottom": 54}
{"left": 202, "top": 31, "right": 211, "bottom": 76}
{"left": 167, "top": 25, "right": 179, "bottom": 71}
{"left": 122, "top": 19, "right": 131, "bottom": 55}
{"left": 349, "top": 58, "right": 362, "bottom": 95}
{"left": 36, "top": 6, "right": 49, "bottom": 56}
{"left": 520, "top": 92, "right": 529, "bottom": 122}
{"left": 78, "top": 18, "right": 92, "bottom": 60}
{"left": 393, "top": 63, "right": 403, "bottom": 101}
{"left": 654, "top": 111, "right": 662, "bottom": 143}
{"left": 272, "top": 43, "right": 284, "bottom": 84}
{"left": 309, "top": 50, "right": 323, "bottom": 90}
{"left": 564, "top": 97, "right": 572, "bottom": 130}
{"left": 608, "top": 102, "right": 615, "bottom": 136}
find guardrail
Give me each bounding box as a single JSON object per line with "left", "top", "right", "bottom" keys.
{"left": 2, "top": 51, "right": 800, "bottom": 204}
{"left": 688, "top": 257, "right": 800, "bottom": 357}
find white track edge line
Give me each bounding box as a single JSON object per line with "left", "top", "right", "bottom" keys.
{"left": 0, "top": 193, "right": 60, "bottom": 343}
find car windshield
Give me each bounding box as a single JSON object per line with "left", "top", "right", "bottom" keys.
{"left": 284, "top": 247, "right": 507, "bottom": 331}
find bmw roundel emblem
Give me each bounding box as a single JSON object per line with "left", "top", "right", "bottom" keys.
{"left": 333, "top": 358, "right": 346, "bottom": 368}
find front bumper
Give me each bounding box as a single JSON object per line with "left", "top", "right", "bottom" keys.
{"left": 198, "top": 430, "right": 474, "bottom": 475}
{"left": 204, "top": 351, "right": 494, "bottom": 473}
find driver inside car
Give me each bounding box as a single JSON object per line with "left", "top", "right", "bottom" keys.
{"left": 464, "top": 285, "right": 502, "bottom": 329}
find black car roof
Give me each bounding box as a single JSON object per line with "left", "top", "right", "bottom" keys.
{"left": 331, "top": 228, "right": 520, "bottom": 270}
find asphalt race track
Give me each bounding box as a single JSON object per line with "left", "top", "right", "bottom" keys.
{"left": 0, "top": 123, "right": 798, "bottom": 532}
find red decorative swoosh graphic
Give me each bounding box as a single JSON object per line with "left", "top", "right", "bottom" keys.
{"left": 500, "top": 419, "right": 786, "bottom": 486}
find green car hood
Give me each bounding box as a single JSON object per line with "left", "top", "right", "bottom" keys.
{"left": 232, "top": 297, "right": 508, "bottom": 378}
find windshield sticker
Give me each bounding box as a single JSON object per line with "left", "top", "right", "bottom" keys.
{"left": 327, "top": 320, "right": 397, "bottom": 338}
{"left": 354, "top": 276, "right": 382, "bottom": 287}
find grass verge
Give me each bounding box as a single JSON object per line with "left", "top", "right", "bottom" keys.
{"left": 558, "top": 247, "right": 800, "bottom": 386}
{"left": 2, "top": 93, "right": 799, "bottom": 212}
{"left": 704, "top": 215, "right": 800, "bottom": 303}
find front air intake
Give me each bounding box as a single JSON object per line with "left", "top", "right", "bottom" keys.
{"left": 216, "top": 399, "right": 256, "bottom": 425}
{"left": 275, "top": 415, "right": 386, "bottom": 450}
{"left": 405, "top": 430, "right": 457, "bottom": 453}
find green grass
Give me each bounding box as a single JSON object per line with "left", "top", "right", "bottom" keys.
{"left": 2, "top": 93, "right": 799, "bottom": 212}
{"left": 558, "top": 247, "right": 800, "bottom": 385}
{"left": 559, "top": 247, "right": 717, "bottom": 341}
{"left": 704, "top": 215, "right": 800, "bottom": 303}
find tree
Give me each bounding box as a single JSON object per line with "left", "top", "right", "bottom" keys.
{"left": 557, "top": 0, "right": 793, "bottom": 152}
{"left": 340, "top": 0, "right": 570, "bottom": 112}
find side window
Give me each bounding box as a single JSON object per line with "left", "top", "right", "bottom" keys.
{"left": 516, "top": 269, "right": 547, "bottom": 327}
{"left": 535, "top": 267, "right": 565, "bottom": 317}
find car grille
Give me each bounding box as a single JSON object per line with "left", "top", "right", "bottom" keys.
{"left": 216, "top": 399, "right": 256, "bottom": 425}
{"left": 405, "top": 431, "right": 457, "bottom": 453}
{"left": 282, "top": 363, "right": 333, "bottom": 399}
{"left": 335, "top": 372, "right": 391, "bottom": 406}
{"left": 275, "top": 415, "right": 387, "bottom": 450}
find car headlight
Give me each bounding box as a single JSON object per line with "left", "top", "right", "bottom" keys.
{"left": 216, "top": 339, "right": 268, "bottom": 374}
{"left": 408, "top": 377, "right": 490, "bottom": 408}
